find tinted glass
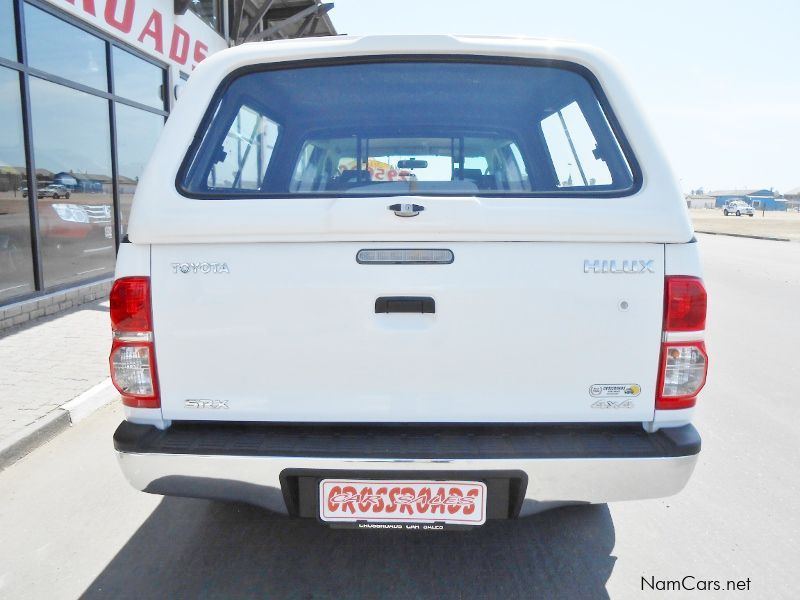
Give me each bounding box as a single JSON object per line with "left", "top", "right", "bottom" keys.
{"left": 0, "top": 0, "right": 17, "bottom": 61}
{"left": 189, "top": 0, "right": 221, "bottom": 32}
{"left": 208, "top": 105, "right": 278, "bottom": 189}
{"left": 182, "top": 61, "right": 635, "bottom": 197}
{"left": 29, "top": 77, "right": 115, "bottom": 288}
{"left": 112, "top": 47, "right": 164, "bottom": 109}
{"left": 0, "top": 67, "right": 35, "bottom": 301}
{"left": 25, "top": 4, "right": 107, "bottom": 91}
{"left": 289, "top": 136, "right": 530, "bottom": 194}
{"left": 115, "top": 104, "right": 164, "bottom": 233}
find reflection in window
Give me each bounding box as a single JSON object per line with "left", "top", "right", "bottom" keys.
{"left": 0, "top": 67, "right": 35, "bottom": 301}
{"left": 189, "top": 0, "right": 222, "bottom": 32}
{"left": 29, "top": 77, "right": 115, "bottom": 288}
{"left": 115, "top": 104, "right": 164, "bottom": 233}
{"left": 24, "top": 3, "right": 107, "bottom": 91}
{"left": 1, "top": 0, "right": 17, "bottom": 61}
{"left": 540, "top": 101, "right": 614, "bottom": 187}
{"left": 112, "top": 47, "right": 165, "bottom": 110}
{"left": 289, "top": 136, "right": 531, "bottom": 194}
{"left": 208, "top": 105, "right": 278, "bottom": 190}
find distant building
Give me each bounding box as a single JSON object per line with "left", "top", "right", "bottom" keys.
{"left": 784, "top": 186, "right": 800, "bottom": 211}
{"left": 685, "top": 194, "right": 716, "bottom": 209}
{"left": 0, "top": 166, "right": 55, "bottom": 192}
{"left": 54, "top": 172, "right": 113, "bottom": 194}
{"left": 707, "top": 189, "right": 787, "bottom": 211}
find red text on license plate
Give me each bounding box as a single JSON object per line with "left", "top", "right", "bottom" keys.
{"left": 319, "top": 479, "right": 487, "bottom": 525}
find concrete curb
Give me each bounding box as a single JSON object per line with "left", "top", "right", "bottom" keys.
{"left": 0, "top": 410, "right": 71, "bottom": 473}
{"left": 61, "top": 379, "right": 116, "bottom": 424}
{"left": 0, "top": 378, "right": 117, "bottom": 472}
{"left": 695, "top": 230, "right": 792, "bottom": 242}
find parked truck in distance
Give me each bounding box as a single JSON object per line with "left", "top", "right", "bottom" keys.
{"left": 723, "top": 200, "right": 755, "bottom": 216}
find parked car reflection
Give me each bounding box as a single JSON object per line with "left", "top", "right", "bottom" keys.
{"left": 21, "top": 183, "right": 72, "bottom": 199}
{"left": 38, "top": 198, "right": 112, "bottom": 244}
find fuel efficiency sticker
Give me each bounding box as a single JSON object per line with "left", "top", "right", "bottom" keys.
{"left": 589, "top": 383, "right": 641, "bottom": 398}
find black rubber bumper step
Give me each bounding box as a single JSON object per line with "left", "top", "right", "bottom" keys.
{"left": 114, "top": 421, "right": 700, "bottom": 460}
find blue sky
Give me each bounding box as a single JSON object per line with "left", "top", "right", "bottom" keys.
{"left": 332, "top": 0, "right": 800, "bottom": 193}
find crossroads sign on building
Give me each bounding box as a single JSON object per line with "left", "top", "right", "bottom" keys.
{"left": 53, "top": 0, "right": 227, "bottom": 73}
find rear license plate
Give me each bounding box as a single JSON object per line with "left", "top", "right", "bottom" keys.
{"left": 319, "top": 479, "right": 487, "bottom": 526}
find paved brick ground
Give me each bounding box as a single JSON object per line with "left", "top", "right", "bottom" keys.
{"left": 0, "top": 300, "right": 111, "bottom": 442}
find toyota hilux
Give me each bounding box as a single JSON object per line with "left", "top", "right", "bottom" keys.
{"left": 110, "top": 35, "right": 707, "bottom": 528}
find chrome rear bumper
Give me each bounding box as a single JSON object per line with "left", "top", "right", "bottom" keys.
{"left": 114, "top": 422, "right": 700, "bottom": 517}
{"left": 118, "top": 452, "right": 698, "bottom": 517}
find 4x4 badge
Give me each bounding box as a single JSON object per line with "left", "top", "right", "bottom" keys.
{"left": 591, "top": 399, "right": 634, "bottom": 409}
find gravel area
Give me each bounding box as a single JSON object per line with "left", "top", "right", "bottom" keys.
{"left": 690, "top": 208, "right": 800, "bottom": 241}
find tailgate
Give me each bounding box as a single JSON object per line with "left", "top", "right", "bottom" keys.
{"left": 151, "top": 242, "right": 663, "bottom": 423}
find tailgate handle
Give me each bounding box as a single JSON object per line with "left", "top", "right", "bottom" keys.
{"left": 375, "top": 296, "right": 435, "bottom": 314}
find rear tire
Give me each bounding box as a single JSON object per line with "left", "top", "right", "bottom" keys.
{"left": 723, "top": 210, "right": 729, "bottom": 216}
{"left": 749, "top": 213, "right": 754, "bottom": 217}
{"left": 736, "top": 210, "right": 741, "bottom": 216}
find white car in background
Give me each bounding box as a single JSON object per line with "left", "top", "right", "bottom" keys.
{"left": 723, "top": 200, "right": 754, "bottom": 216}
{"left": 109, "top": 35, "right": 707, "bottom": 529}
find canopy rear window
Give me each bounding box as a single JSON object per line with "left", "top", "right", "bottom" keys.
{"left": 179, "top": 58, "right": 638, "bottom": 198}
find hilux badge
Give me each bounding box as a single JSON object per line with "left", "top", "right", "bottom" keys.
{"left": 584, "top": 259, "right": 655, "bottom": 274}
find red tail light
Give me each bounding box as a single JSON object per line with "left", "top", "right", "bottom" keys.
{"left": 657, "top": 276, "right": 708, "bottom": 410}
{"left": 110, "top": 276, "right": 151, "bottom": 331}
{"left": 664, "top": 276, "right": 707, "bottom": 332}
{"left": 109, "top": 277, "right": 160, "bottom": 408}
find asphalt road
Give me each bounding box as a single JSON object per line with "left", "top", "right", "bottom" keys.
{"left": 0, "top": 234, "right": 797, "bottom": 599}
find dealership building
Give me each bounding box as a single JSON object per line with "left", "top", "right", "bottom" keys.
{"left": 0, "top": 0, "right": 335, "bottom": 328}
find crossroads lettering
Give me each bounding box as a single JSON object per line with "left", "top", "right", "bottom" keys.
{"left": 327, "top": 485, "right": 477, "bottom": 517}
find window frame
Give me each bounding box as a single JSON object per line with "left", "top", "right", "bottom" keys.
{"left": 177, "top": 55, "right": 643, "bottom": 200}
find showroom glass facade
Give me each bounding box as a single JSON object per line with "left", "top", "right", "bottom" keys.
{"left": 189, "top": 0, "right": 223, "bottom": 33}
{"left": 0, "top": 0, "right": 168, "bottom": 303}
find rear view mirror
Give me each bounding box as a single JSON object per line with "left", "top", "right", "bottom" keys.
{"left": 397, "top": 158, "right": 428, "bottom": 169}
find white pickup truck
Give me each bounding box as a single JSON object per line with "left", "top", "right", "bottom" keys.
{"left": 111, "top": 35, "right": 707, "bottom": 528}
